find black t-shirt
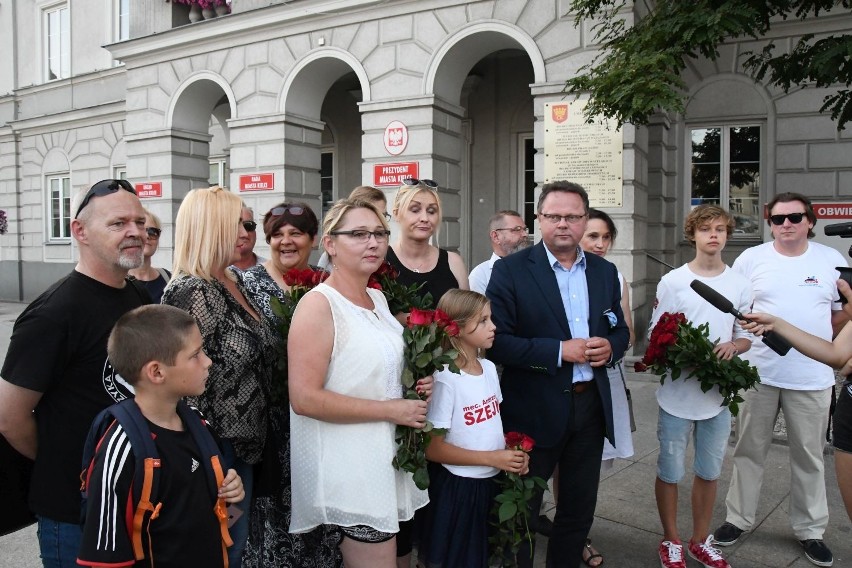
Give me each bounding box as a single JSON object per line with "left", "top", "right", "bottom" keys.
{"left": 386, "top": 247, "right": 460, "bottom": 308}
{"left": 0, "top": 271, "right": 148, "bottom": 522}
{"left": 78, "top": 415, "right": 224, "bottom": 567}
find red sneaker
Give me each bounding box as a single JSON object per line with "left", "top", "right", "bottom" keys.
{"left": 659, "top": 539, "right": 686, "bottom": 568}
{"left": 688, "top": 535, "right": 732, "bottom": 568}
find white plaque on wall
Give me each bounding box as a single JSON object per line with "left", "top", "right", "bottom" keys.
{"left": 543, "top": 100, "right": 623, "bottom": 208}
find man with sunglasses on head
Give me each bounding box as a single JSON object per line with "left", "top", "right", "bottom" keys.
{"left": 0, "top": 179, "right": 151, "bottom": 567}
{"left": 232, "top": 206, "right": 268, "bottom": 271}
{"left": 468, "top": 210, "right": 529, "bottom": 294}
{"left": 713, "top": 192, "right": 848, "bottom": 567}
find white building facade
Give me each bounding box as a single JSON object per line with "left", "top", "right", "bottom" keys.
{"left": 1, "top": 0, "right": 850, "bottom": 340}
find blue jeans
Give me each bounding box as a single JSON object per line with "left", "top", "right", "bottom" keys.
{"left": 657, "top": 406, "right": 731, "bottom": 483}
{"left": 222, "top": 441, "right": 254, "bottom": 568}
{"left": 37, "top": 516, "right": 82, "bottom": 568}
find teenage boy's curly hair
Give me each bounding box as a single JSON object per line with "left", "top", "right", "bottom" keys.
{"left": 683, "top": 204, "right": 734, "bottom": 243}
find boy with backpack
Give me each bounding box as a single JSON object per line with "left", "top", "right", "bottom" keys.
{"left": 77, "top": 304, "right": 244, "bottom": 567}
{"left": 650, "top": 205, "right": 752, "bottom": 568}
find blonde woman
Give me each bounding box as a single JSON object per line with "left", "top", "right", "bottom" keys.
{"left": 162, "top": 186, "right": 278, "bottom": 568}
{"left": 128, "top": 209, "right": 171, "bottom": 303}
{"left": 386, "top": 179, "right": 469, "bottom": 308}
{"left": 288, "top": 199, "right": 431, "bottom": 568}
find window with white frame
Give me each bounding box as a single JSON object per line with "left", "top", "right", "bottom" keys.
{"left": 114, "top": 167, "right": 127, "bottom": 181}
{"left": 48, "top": 175, "right": 72, "bottom": 240}
{"left": 115, "top": 0, "right": 129, "bottom": 42}
{"left": 690, "top": 125, "right": 761, "bottom": 237}
{"left": 520, "top": 135, "right": 536, "bottom": 232}
{"left": 44, "top": 4, "right": 70, "bottom": 81}
{"left": 320, "top": 151, "right": 335, "bottom": 217}
{"left": 209, "top": 159, "right": 228, "bottom": 187}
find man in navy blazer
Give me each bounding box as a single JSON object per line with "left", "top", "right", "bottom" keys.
{"left": 487, "top": 181, "right": 629, "bottom": 567}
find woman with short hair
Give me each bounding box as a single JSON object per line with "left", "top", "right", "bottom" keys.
{"left": 127, "top": 209, "right": 171, "bottom": 303}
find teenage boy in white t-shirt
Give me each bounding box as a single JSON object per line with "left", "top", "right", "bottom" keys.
{"left": 650, "top": 205, "right": 752, "bottom": 568}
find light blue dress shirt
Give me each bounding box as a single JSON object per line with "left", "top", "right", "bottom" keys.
{"left": 544, "top": 243, "right": 593, "bottom": 383}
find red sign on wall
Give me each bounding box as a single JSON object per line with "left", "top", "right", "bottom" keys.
{"left": 239, "top": 174, "right": 274, "bottom": 192}
{"left": 373, "top": 162, "right": 419, "bottom": 187}
{"left": 813, "top": 203, "right": 852, "bottom": 219}
{"left": 135, "top": 182, "right": 162, "bottom": 198}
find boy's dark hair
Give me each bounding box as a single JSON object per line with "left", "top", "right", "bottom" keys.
{"left": 766, "top": 192, "right": 817, "bottom": 238}
{"left": 107, "top": 305, "right": 198, "bottom": 385}
{"left": 683, "top": 204, "right": 734, "bottom": 243}
{"left": 537, "top": 180, "right": 589, "bottom": 213}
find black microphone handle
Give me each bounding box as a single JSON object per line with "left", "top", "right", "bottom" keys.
{"left": 761, "top": 330, "right": 793, "bottom": 356}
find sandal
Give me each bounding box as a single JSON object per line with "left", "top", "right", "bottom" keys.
{"left": 583, "top": 538, "right": 604, "bottom": 567}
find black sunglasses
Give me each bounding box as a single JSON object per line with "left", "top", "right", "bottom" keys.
{"left": 401, "top": 178, "right": 438, "bottom": 189}
{"left": 242, "top": 221, "right": 258, "bottom": 232}
{"left": 146, "top": 227, "right": 162, "bottom": 239}
{"left": 269, "top": 205, "right": 305, "bottom": 217}
{"left": 769, "top": 212, "right": 806, "bottom": 226}
{"left": 74, "top": 179, "right": 136, "bottom": 219}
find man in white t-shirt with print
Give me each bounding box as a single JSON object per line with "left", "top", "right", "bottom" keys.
{"left": 651, "top": 205, "right": 751, "bottom": 568}
{"left": 714, "top": 192, "right": 849, "bottom": 568}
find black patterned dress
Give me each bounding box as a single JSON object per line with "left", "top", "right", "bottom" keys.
{"left": 240, "top": 265, "right": 343, "bottom": 568}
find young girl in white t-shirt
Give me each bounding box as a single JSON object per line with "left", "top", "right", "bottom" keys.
{"left": 418, "top": 289, "right": 530, "bottom": 568}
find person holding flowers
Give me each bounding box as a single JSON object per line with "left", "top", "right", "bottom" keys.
{"left": 287, "top": 198, "right": 430, "bottom": 568}
{"left": 239, "top": 202, "right": 342, "bottom": 568}
{"left": 417, "top": 289, "right": 529, "bottom": 568}
{"left": 648, "top": 204, "right": 752, "bottom": 568}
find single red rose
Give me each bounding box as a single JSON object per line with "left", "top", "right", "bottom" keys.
{"left": 283, "top": 268, "right": 302, "bottom": 286}
{"left": 519, "top": 434, "right": 535, "bottom": 453}
{"left": 444, "top": 321, "right": 460, "bottom": 337}
{"left": 504, "top": 431, "right": 525, "bottom": 449}
{"left": 634, "top": 361, "right": 647, "bottom": 372}
{"left": 433, "top": 308, "right": 453, "bottom": 328}
{"left": 407, "top": 308, "right": 434, "bottom": 328}
{"left": 367, "top": 280, "right": 382, "bottom": 290}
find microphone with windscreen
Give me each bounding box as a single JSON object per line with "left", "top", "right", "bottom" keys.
{"left": 689, "top": 280, "right": 792, "bottom": 356}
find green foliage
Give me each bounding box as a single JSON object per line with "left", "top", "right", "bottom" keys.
{"left": 566, "top": 0, "right": 852, "bottom": 129}
{"left": 647, "top": 318, "right": 761, "bottom": 416}
{"left": 488, "top": 473, "right": 549, "bottom": 566}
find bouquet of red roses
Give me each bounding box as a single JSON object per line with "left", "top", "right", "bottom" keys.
{"left": 368, "top": 260, "right": 433, "bottom": 313}
{"left": 635, "top": 311, "right": 760, "bottom": 415}
{"left": 392, "top": 307, "right": 460, "bottom": 490}
{"left": 489, "top": 432, "right": 548, "bottom": 566}
{"left": 268, "top": 268, "right": 329, "bottom": 403}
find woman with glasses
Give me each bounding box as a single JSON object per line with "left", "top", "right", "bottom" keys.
{"left": 288, "top": 198, "right": 429, "bottom": 568}
{"left": 128, "top": 209, "right": 171, "bottom": 303}
{"left": 318, "top": 186, "right": 390, "bottom": 271}
{"left": 162, "top": 186, "right": 278, "bottom": 568}
{"left": 240, "top": 202, "right": 342, "bottom": 568}
{"left": 387, "top": 179, "right": 469, "bottom": 310}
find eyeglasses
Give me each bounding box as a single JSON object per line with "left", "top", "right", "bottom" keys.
{"left": 539, "top": 213, "right": 587, "bottom": 225}
{"left": 146, "top": 227, "right": 161, "bottom": 239}
{"left": 330, "top": 229, "right": 392, "bottom": 243}
{"left": 269, "top": 205, "right": 305, "bottom": 217}
{"left": 242, "top": 221, "right": 257, "bottom": 232}
{"left": 74, "top": 179, "right": 136, "bottom": 219}
{"left": 495, "top": 226, "right": 527, "bottom": 234}
{"left": 769, "top": 212, "right": 806, "bottom": 225}
{"left": 401, "top": 178, "right": 438, "bottom": 190}
{"left": 382, "top": 212, "right": 392, "bottom": 222}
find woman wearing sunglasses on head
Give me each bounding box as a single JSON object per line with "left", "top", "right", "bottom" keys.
{"left": 162, "top": 186, "right": 278, "bottom": 568}
{"left": 386, "top": 179, "right": 469, "bottom": 311}
{"left": 127, "top": 209, "right": 171, "bottom": 304}
{"left": 240, "top": 201, "right": 343, "bottom": 568}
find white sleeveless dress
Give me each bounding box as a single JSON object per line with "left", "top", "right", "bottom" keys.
{"left": 602, "top": 271, "right": 635, "bottom": 464}
{"left": 289, "top": 284, "right": 429, "bottom": 534}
